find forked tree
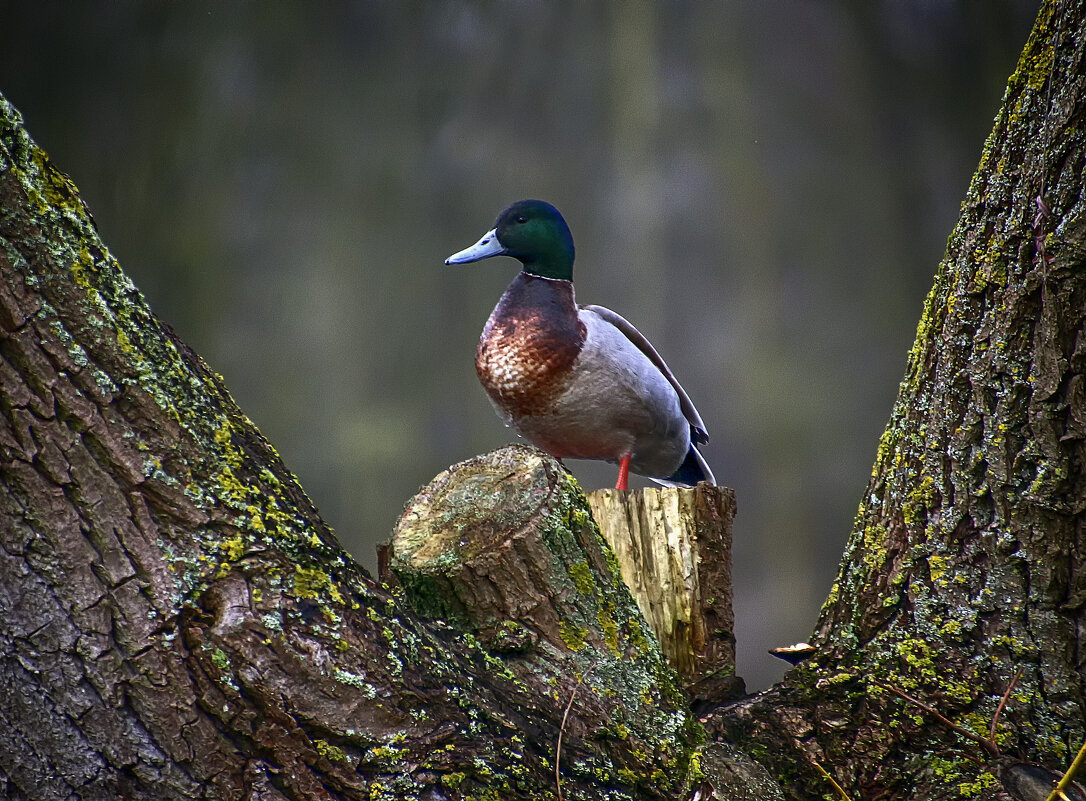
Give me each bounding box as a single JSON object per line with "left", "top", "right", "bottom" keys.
{"left": 1, "top": 1, "right": 1083, "bottom": 799}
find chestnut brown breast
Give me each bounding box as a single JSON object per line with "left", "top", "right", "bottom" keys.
{"left": 475, "top": 273, "right": 586, "bottom": 417}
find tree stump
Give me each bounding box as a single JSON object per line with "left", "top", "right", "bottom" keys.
{"left": 382, "top": 445, "right": 705, "bottom": 799}
{"left": 585, "top": 485, "right": 740, "bottom": 705}
{"left": 382, "top": 445, "right": 779, "bottom": 800}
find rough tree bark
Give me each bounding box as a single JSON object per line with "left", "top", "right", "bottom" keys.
{"left": 714, "top": 2, "right": 1086, "bottom": 799}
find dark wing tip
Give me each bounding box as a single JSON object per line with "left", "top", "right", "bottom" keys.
{"left": 664, "top": 445, "right": 716, "bottom": 486}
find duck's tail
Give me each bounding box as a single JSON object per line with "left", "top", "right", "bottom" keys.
{"left": 654, "top": 444, "right": 716, "bottom": 488}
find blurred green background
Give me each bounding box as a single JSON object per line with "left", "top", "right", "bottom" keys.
{"left": 1, "top": 1, "right": 1038, "bottom": 689}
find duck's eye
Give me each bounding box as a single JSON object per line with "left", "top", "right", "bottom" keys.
{"left": 515, "top": 216, "right": 528, "bottom": 224}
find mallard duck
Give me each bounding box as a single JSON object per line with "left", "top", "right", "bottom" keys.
{"left": 446, "top": 199, "right": 715, "bottom": 490}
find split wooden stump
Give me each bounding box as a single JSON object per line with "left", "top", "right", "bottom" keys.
{"left": 585, "top": 483, "right": 739, "bottom": 703}
{"left": 381, "top": 445, "right": 741, "bottom": 708}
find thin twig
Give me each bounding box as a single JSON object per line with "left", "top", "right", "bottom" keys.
{"left": 555, "top": 688, "right": 578, "bottom": 801}
{"left": 812, "top": 760, "right": 853, "bottom": 801}
{"left": 1044, "top": 740, "right": 1086, "bottom": 801}
{"left": 932, "top": 748, "right": 984, "bottom": 766}
{"left": 556, "top": 664, "right": 597, "bottom": 801}
{"left": 990, "top": 669, "right": 1022, "bottom": 746}
{"left": 880, "top": 683, "right": 1001, "bottom": 759}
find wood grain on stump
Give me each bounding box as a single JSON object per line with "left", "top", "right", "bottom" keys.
{"left": 586, "top": 485, "right": 740, "bottom": 704}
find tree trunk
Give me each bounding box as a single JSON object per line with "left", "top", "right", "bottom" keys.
{"left": 713, "top": 2, "right": 1086, "bottom": 799}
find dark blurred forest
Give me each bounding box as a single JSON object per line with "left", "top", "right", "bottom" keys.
{"left": 0, "top": 1, "right": 1039, "bottom": 689}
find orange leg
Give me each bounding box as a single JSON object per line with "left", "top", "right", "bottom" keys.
{"left": 616, "top": 454, "right": 631, "bottom": 491}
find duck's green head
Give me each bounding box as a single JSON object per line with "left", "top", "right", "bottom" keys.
{"left": 445, "top": 199, "right": 575, "bottom": 281}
